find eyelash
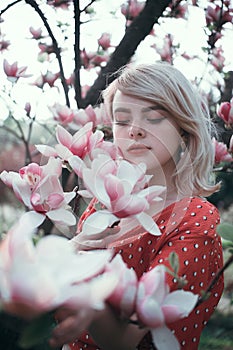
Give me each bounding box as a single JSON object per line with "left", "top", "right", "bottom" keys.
{"left": 114, "top": 118, "right": 164, "bottom": 126}
{"left": 113, "top": 121, "right": 130, "bottom": 126}
{"left": 146, "top": 118, "right": 165, "bottom": 124}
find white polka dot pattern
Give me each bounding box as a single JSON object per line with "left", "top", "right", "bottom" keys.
{"left": 69, "top": 197, "right": 224, "bottom": 350}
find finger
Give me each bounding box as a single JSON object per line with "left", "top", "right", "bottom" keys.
{"left": 50, "top": 316, "right": 81, "bottom": 347}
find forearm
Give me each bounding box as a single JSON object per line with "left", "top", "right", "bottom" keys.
{"left": 88, "top": 304, "right": 147, "bottom": 350}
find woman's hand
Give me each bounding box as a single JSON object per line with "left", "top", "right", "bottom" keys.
{"left": 49, "top": 306, "right": 98, "bottom": 348}
{"left": 71, "top": 225, "right": 121, "bottom": 251}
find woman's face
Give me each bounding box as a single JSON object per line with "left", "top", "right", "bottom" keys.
{"left": 112, "top": 90, "right": 182, "bottom": 175}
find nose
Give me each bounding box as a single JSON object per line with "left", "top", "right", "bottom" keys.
{"left": 129, "top": 124, "right": 146, "bottom": 139}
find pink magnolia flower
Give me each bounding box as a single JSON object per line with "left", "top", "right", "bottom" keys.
{"left": 3, "top": 59, "right": 32, "bottom": 83}
{"left": 205, "top": 4, "right": 232, "bottom": 26}
{"left": 49, "top": 103, "right": 75, "bottom": 125}
{"left": 90, "top": 54, "right": 109, "bottom": 67}
{"left": 24, "top": 102, "right": 31, "bottom": 116}
{"left": 0, "top": 158, "right": 75, "bottom": 227}
{"left": 136, "top": 265, "right": 198, "bottom": 350}
{"left": 32, "top": 74, "right": 44, "bottom": 89}
{"left": 121, "top": 0, "right": 145, "bottom": 20}
{"left": 29, "top": 27, "right": 43, "bottom": 40}
{"left": 153, "top": 34, "right": 174, "bottom": 64}
{"left": 217, "top": 98, "right": 233, "bottom": 127}
{"left": 80, "top": 49, "right": 96, "bottom": 69}
{"left": 72, "top": 104, "right": 111, "bottom": 129}
{"left": 47, "top": 0, "right": 71, "bottom": 9}
{"left": 105, "top": 254, "right": 138, "bottom": 318}
{"left": 36, "top": 122, "right": 97, "bottom": 159}
{"left": 36, "top": 122, "right": 117, "bottom": 170}
{"left": 98, "top": 33, "right": 111, "bottom": 50}
{"left": 42, "top": 71, "right": 60, "bottom": 87}
{"left": 212, "top": 137, "right": 233, "bottom": 164}
{"left": 0, "top": 214, "right": 115, "bottom": 319}
{"left": 210, "top": 46, "right": 225, "bottom": 72}
{"left": 169, "top": 3, "right": 188, "bottom": 19}
{"left": 0, "top": 36, "right": 10, "bottom": 52}
{"left": 77, "top": 154, "right": 165, "bottom": 236}
{"left": 38, "top": 43, "right": 55, "bottom": 55}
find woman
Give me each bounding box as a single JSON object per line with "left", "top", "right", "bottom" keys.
{"left": 49, "top": 62, "right": 224, "bottom": 350}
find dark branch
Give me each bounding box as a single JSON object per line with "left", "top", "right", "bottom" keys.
{"left": 81, "top": 0, "right": 171, "bottom": 108}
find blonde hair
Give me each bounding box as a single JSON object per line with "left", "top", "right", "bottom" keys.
{"left": 102, "top": 61, "right": 220, "bottom": 197}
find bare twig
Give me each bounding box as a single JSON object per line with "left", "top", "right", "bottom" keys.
{"left": 24, "top": 0, "right": 70, "bottom": 107}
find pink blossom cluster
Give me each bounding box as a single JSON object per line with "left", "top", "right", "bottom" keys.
{"left": 121, "top": 0, "right": 145, "bottom": 21}
{"left": 0, "top": 215, "right": 198, "bottom": 350}
{"left": 71, "top": 153, "right": 165, "bottom": 236}
{"left": 212, "top": 137, "right": 233, "bottom": 164}
{"left": 35, "top": 122, "right": 117, "bottom": 163}
{"left": 0, "top": 214, "right": 116, "bottom": 319}
{"left": 0, "top": 157, "right": 76, "bottom": 229}
{"left": 104, "top": 254, "right": 198, "bottom": 350}
{"left": 214, "top": 96, "right": 233, "bottom": 164}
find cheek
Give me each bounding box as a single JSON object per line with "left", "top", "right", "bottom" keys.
{"left": 113, "top": 127, "right": 128, "bottom": 145}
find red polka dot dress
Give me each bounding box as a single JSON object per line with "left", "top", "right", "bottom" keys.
{"left": 68, "top": 196, "right": 224, "bottom": 350}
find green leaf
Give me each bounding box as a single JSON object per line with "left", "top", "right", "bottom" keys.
{"left": 217, "top": 223, "right": 233, "bottom": 243}
{"left": 18, "top": 312, "right": 56, "bottom": 349}
{"left": 168, "top": 251, "right": 179, "bottom": 275}
{"left": 222, "top": 239, "right": 233, "bottom": 249}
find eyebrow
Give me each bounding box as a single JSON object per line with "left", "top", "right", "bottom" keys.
{"left": 114, "top": 105, "right": 167, "bottom": 114}
{"left": 142, "top": 106, "right": 167, "bottom": 113}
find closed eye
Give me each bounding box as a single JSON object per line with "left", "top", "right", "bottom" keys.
{"left": 114, "top": 120, "right": 130, "bottom": 126}
{"left": 146, "top": 117, "right": 165, "bottom": 124}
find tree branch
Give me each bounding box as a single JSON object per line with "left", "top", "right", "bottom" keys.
{"left": 81, "top": 0, "right": 171, "bottom": 108}
{"left": 25, "top": 0, "right": 70, "bottom": 107}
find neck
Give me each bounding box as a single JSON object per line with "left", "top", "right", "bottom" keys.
{"left": 146, "top": 162, "right": 184, "bottom": 214}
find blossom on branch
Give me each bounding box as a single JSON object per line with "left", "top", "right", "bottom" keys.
{"left": 36, "top": 122, "right": 118, "bottom": 176}
{"left": 105, "top": 254, "right": 138, "bottom": 318}
{"left": 212, "top": 137, "right": 233, "bottom": 164}
{"left": 217, "top": 98, "right": 233, "bottom": 128}
{"left": 0, "top": 214, "right": 116, "bottom": 319}
{"left": 75, "top": 153, "right": 165, "bottom": 236}
{"left": 136, "top": 265, "right": 198, "bottom": 350}
{"left": 0, "top": 158, "right": 76, "bottom": 228}
{"left": 3, "top": 59, "right": 32, "bottom": 83}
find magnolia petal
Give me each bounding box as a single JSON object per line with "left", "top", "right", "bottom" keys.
{"left": 35, "top": 144, "right": 57, "bottom": 157}
{"left": 82, "top": 211, "right": 118, "bottom": 236}
{"left": 68, "top": 155, "right": 85, "bottom": 177}
{"left": 137, "top": 297, "right": 164, "bottom": 328}
{"left": 113, "top": 195, "right": 148, "bottom": 217}
{"left": 151, "top": 326, "right": 180, "bottom": 350}
{"left": 56, "top": 124, "right": 72, "bottom": 148}
{"left": 77, "top": 189, "right": 93, "bottom": 198}
{"left": 138, "top": 185, "right": 165, "bottom": 202}
{"left": 163, "top": 290, "right": 198, "bottom": 322}
{"left": 64, "top": 191, "right": 76, "bottom": 204}
{"left": 55, "top": 144, "right": 73, "bottom": 160}
{"left": 20, "top": 211, "right": 45, "bottom": 229}
{"left": 135, "top": 212, "right": 162, "bottom": 235}
{"left": 89, "top": 272, "right": 120, "bottom": 309}
{"left": 82, "top": 168, "right": 110, "bottom": 208}
{"left": 63, "top": 272, "right": 118, "bottom": 310}
{"left": 47, "top": 208, "right": 76, "bottom": 226}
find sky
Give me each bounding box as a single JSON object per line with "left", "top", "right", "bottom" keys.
{"left": 0, "top": 0, "right": 233, "bottom": 120}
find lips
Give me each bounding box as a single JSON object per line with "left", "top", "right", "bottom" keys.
{"left": 127, "top": 143, "right": 151, "bottom": 152}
